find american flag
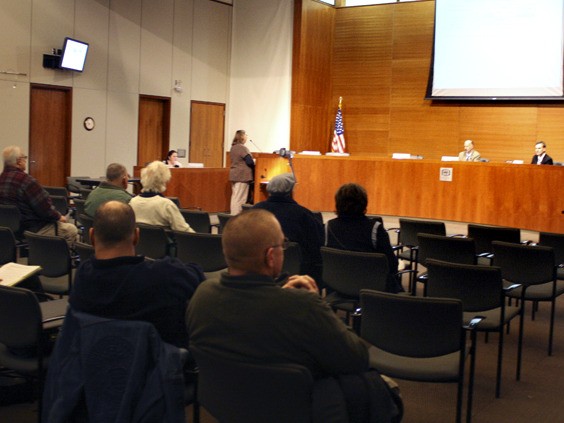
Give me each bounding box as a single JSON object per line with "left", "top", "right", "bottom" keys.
{"left": 331, "top": 106, "right": 346, "bottom": 153}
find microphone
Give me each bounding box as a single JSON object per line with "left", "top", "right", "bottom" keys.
{"left": 249, "top": 139, "right": 262, "bottom": 152}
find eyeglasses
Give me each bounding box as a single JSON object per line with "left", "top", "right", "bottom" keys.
{"left": 272, "top": 238, "right": 290, "bottom": 251}
{"left": 18, "top": 155, "right": 28, "bottom": 160}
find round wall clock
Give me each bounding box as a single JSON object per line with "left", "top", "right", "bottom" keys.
{"left": 83, "top": 117, "right": 95, "bottom": 131}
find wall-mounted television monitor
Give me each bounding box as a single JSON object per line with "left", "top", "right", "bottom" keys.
{"left": 59, "top": 37, "right": 89, "bottom": 72}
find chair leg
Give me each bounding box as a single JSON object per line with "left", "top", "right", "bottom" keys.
{"left": 466, "top": 330, "right": 478, "bottom": 423}
{"left": 495, "top": 328, "right": 504, "bottom": 398}
{"left": 548, "top": 298, "right": 556, "bottom": 356}
{"left": 516, "top": 301, "right": 525, "bottom": 381}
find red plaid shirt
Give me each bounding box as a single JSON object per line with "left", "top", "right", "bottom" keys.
{"left": 0, "top": 165, "right": 60, "bottom": 232}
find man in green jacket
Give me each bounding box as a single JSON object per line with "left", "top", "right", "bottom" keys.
{"left": 84, "top": 163, "right": 133, "bottom": 216}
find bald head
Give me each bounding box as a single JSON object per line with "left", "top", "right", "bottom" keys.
{"left": 222, "top": 209, "right": 284, "bottom": 275}
{"left": 93, "top": 200, "right": 137, "bottom": 248}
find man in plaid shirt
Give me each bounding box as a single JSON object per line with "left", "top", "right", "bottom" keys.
{"left": 0, "top": 145, "right": 77, "bottom": 246}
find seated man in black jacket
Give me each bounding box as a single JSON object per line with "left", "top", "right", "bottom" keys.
{"left": 70, "top": 200, "right": 205, "bottom": 348}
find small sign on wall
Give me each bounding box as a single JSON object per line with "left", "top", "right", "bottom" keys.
{"left": 439, "top": 167, "right": 453, "bottom": 182}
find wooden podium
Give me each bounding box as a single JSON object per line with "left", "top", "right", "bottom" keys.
{"left": 133, "top": 166, "right": 230, "bottom": 212}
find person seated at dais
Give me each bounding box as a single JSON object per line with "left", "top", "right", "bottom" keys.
{"left": 458, "top": 139, "right": 481, "bottom": 162}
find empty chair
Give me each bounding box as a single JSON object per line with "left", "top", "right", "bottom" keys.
{"left": 426, "top": 259, "right": 521, "bottom": 398}
{"left": 360, "top": 290, "right": 482, "bottom": 423}
{"left": 136, "top": 224, "right": 172, "bottom": 259}
{"left": 415, "top": 233, "right": 477, "bottom": 296}
{"left": 0, "top": 285, "right": 67, "bottom": 421}
{"left": 538, "top": 232, "right": 564, "bottom": 280}
{"left": 179, "top": 209, "right": 212, "bottom": 233}
{"left": 216, "top": 212, "right": 233, "bottom": 234}
{"left": 190, "top": 346, "right": 313, "bottom": 423}
{"left": 25, "top": 231, "right": 74, "bottom": 297}
{"left": 467, "top": 224, "right": 520, "bottom": 262}
{"left": 492, "top": 241, "right": 564, "bottom": 380}
{"left": 0, "top": 203, "right": 23, "bottom": 237}
{"left": 0, "top": 227, "right": 17, "bottom": 264}
{"left": 397, "top": 218, "right": 446, "bottom": 293}
{"left": 66, "top": 176, "right": 90, "bottom": 196}
{"left": 174, "top": 231, "right": 226, "bottom": 279}
{"left": 320, "top": 246, "right": 390, "bottom": 327}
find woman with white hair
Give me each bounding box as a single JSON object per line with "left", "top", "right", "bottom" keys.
{"left": 129, "top": 161, "right": 194, "bottom": 232}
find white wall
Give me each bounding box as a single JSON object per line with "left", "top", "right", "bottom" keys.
{"left": 0, "top": 0, "right": 294, "bottom": 174}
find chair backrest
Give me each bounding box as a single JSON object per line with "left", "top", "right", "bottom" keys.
{"left": 360, "top": 290, "right": 463, "bottom": 358}
{"left": 79, "top": 188, "right": 92, "bottom": 200}
{"left": 44, "top": 186, "right": 68, "bottom": 197}
{"left": 216, "top": 212, "right": 233, "bottom": 234}
{"left": 49, "top": 195, "right": 69, "bottom": 216}
{"left": 179, "top": 209, "right": 212, "bottom": 233}
{"left": 79, "top": 213, "right": 94, "bottom": 244}
{"left": 320, "top": 246, "right": 389, "bottom": 297}
{"left": 539, "top": 232, "right": 564, "bottom": 265}
{"left": 25, "top": 231, "right": 72, "bottom": 278}
{"left": 467, "top": 224, "right": 520, "bottom": 255}
{"left": 0, "top": 204, "right": 22, "bottom": 235}
{"left": 166, "top": 196, "right": 181, "bottom": 208}
{"left": 174, "top": 231, "right": 226, "bottom": 272}
{"left": 0, "top": 227, "right": 17, "bottom": 265}
{"left": 136, "top": 224, "right": 170, "bottom": 259}
{"left": 190, "top": 346, "right": 313, "bottom": 423}
{"left": 426, "top": 258, "right": 504, "bottom": 312}
{"left": 66, "top": 176, "right": 90, "bottom": 194}
{"left": 73, "top": 198, "right": 86, "bottom": 221}
{"left": 399, "top": 218, "right": 446, "bottom": 248}
{"left": 0, "top": 285, "right": 42, "bottom": 349}
{"left": 282, "top": 241, "right": 302, "bottom": 276}
{"left": 417, "top": 233, "right": 477, "bottom": 266}
{"left": 74, "top": 241, "right": 95, "bottom": 263}
{"left": 492, "top": 241, "right": 555, "bottom": 286}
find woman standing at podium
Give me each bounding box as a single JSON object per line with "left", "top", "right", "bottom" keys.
{"left": 229, "top": 129, "right": 254, "bottom": 215}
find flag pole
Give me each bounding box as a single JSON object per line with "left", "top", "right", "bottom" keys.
{"left": 338, "top": 96, "right": 342, "bottom": 108}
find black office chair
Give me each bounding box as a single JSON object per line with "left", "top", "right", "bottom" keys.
{"left": 0, "top": 227, "right": 17, "bottom": 265}
{"left": 216, "top": 212, "right": 233, "bottom": 234}
{"left": 136, "top": 224, "right": 172, "bottom": 259}
{"left": 396, "top": 218, "right": 446, "bottom": 293}
{"left": 426, "top": 259, "right": 521, "bottom": 398}
{"left": 49, "top": 195, "right": 69, "bottom": 217}
{"left": 74, "top": 241, "right": 95, "bottom": 264}
{"left": 25, "top": 231, "right": 74, "bottom": 297}
{"left": 538, "top": 232, "right": 564, "bottom": 281}
{"left": 0, "top": 285, "right": 67, "bottom": 422}
{"left": 360, "top": 290, "right": 482, "bottom": 423}
{"left": 0, "top": 204, "right": 25, "bottom": 243}
{"left": 467, "top": 224, "right": 521, "bottom": 264}
{"left": 43, "top": 186, "right": 68, "bottom": 198}
{"left": 415, "top": 233, "right": 477, "bottom": 296}
{"left": 174, "top": 231, "right": 226, "bottom": 279}
{"left": 190, "top": 346, "right": 313, "bottom": 423}
{"left": 179, "top": 209, "right": 212, "bottom": 233}
{"left": 492, "top": 241, "right": 564, "bottom": 380}
{"left": 167, "top": 196, "right": 181, "bottom": 208}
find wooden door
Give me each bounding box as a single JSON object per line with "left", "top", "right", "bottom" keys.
{"left": 138, "top": 95, "right": 171, "bottom": 166}
{"left": 29, "top": 85, "right": 72, "bottom": 186}
{"left": 189, "top": 101, "right": 225, "bottom": 168}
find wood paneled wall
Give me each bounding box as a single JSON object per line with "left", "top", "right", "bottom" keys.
{"left": 291, "top": 0, "right": 564, "bottom": 163}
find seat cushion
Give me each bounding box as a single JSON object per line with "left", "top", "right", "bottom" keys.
{"left": 504, "top": 280, "right": 564, "bottom": 301}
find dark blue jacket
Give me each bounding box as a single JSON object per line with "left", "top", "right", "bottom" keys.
{"left": 42, "top": 309, "right": 186, "bottom": 423}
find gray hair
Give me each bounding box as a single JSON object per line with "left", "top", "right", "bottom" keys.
{"left": 140, "top": 161, "right": 171, "bottom": 193}
{"left": 2, "top": 146, "right": 23, "bottom": 166}
{"left": 106, "top": 163, "right": 128, "bottom": 181}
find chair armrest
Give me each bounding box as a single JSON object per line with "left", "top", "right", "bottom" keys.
{"left": 503, "top": 283, "right": 522, "bottom": 292}
{"left": 477, "top": 252, "right": 493, "bottom": 258}
{"left": 448, "top": 233, "right": 467, "bottom": 238}
{"left": 463, "top": 316, "right": 486, "bottom": 331}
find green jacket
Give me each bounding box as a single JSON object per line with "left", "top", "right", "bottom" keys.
{"left": 84, "top": 182, "right": 132, "bottom": 217}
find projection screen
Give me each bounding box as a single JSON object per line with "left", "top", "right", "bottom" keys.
{"left": 427, "top": 0, "right": 564, "bottom": 100}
